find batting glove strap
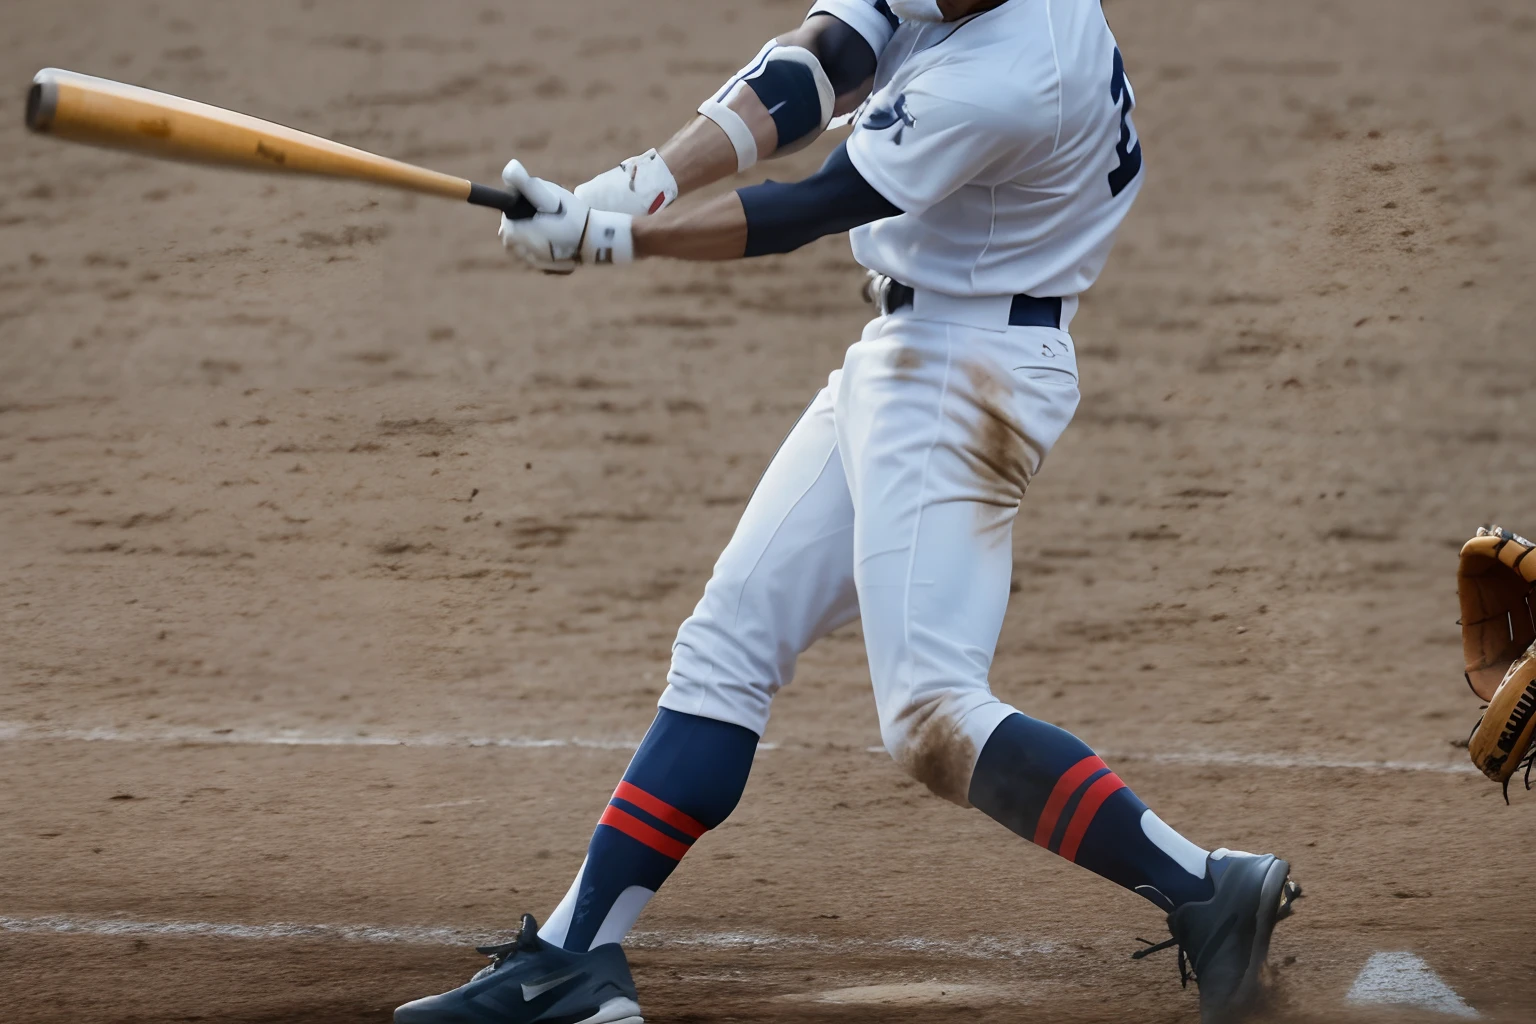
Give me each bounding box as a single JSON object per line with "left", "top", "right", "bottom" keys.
{"left": 580, "top": 209, "right": 635, "bottom": 265}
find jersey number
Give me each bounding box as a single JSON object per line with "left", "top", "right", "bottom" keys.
{"left": 1107, "top": 48, "right": 1142, "bottom": 197}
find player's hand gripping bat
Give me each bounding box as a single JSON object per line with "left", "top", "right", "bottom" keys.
{"left": 24, "top": 68, "right": 536, "bottom": 220}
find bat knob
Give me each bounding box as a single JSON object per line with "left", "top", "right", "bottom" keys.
{"left": 467, "top": 182, "right": 539, "bottom": 220}
{"left": 26, "top": 69, "right": 61, "bottom": 132}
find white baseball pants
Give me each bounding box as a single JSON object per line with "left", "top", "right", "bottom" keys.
{"left": 659, "top": 296, "right": 1081, "bottom": 804}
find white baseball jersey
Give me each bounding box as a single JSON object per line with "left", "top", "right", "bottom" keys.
{"left": 810, "top": 0, "right": 1143, "bottom": 299}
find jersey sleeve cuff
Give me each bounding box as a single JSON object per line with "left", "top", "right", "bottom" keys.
{"left": 807, "top": 0, "right": 897, "bottom": 56}
{"left": 845, "top": 131, "right": 925, "bottom": 216}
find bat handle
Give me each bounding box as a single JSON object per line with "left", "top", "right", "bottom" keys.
{"left": 468, "top": 182, "right": 537, "bottom": 220}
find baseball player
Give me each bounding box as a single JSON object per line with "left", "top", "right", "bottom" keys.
{"left": 397, "top": 2, "right": 1300, "bottom": 1022}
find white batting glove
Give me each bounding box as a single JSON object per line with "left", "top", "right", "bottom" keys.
{"left": 498, "top": 160, "right": 635, "bottom": 273}
{"left": 574, "top": 149, "right": 679, "bottom": 217}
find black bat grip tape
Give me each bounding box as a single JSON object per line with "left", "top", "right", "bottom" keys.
{"left": 468, "top": 182, "right": 538, "bottom": 220}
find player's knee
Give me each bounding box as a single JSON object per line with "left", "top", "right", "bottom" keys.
{"left": 665, "top": 612, "right": 788, "bottom": 731}
{"left": 878, "top": 692, "right": 979, "bottom": 808}
{"left": 672, "top": 588, "right": 790, "bottom": 678}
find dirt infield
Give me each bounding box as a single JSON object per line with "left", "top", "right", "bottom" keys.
{"left": 3, "top": 0, "right": 1534, "bottom": 1021}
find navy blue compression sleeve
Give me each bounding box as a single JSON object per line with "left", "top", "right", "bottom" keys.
{"left": 738, "top": 142, "right": 902, "bottom": 257}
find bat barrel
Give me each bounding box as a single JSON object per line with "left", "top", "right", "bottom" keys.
{"left": 23, "top": 67, "right": 537, "bottom": 220}
{"left": 25, "top": 68, "right": 475, "bottom": 200}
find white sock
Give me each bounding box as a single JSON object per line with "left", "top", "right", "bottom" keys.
{"left": 1140, "top": 810, "right": 1210, "bottom": 878}
{"left": 539, "top": 859, "right": 657, "bottom": 951}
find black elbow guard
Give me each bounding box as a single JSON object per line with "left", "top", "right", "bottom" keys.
{"left": 699, "top": 44, "right": 836, "bottom": 170}
{"left": 743, "top": 16, "right": 879, "bottom": 152}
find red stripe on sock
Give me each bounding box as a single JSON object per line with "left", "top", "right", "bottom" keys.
{"left": 1056, "top": 772, "right": 1128, "bottom": 863}
{"left": 598, "top": 805, "right": 692, "bottom": 861}
{"left": 1032, "top": 756, "right": 1108, "bottom": 848}
{"left": 613, "top": 781, "right": 707, "bottom": 839}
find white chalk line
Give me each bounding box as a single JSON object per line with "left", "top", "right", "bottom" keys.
{"left": 0, "top": 913, "right": 1059, "bottom": 961}
{"left": 0, "top": 721, "right": 645, "bottom": 753}
{"left": 1106, "top": 749, "right": 1479, "bottom": 776}
{"left": 0, "top": 720, "right": 1477, "bottom": 775}
{"left": 1, "top": 915, "right": 1488, "bottom": 1015}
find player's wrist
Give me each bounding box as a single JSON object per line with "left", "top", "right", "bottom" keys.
{"left": 574, "top": 149, "right": 679, "bottom": 217}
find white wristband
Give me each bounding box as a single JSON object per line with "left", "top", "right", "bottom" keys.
{"left": 581, "top": 209, "right": 635, "bottom": 265}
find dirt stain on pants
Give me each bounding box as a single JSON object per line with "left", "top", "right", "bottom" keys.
{"left": 891, "top": 695, "right": 979, "bottom": 807}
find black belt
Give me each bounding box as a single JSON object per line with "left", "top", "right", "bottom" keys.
{"left": 875, "top": 278, "right": 1063, "bottom": 329}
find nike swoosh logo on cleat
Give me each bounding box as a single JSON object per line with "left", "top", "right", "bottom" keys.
{"left": 523, "top": 971, "right": 583, "bottom": 1001}
{"left": 474, "top": 970, "right": 588, "bottom": 1020}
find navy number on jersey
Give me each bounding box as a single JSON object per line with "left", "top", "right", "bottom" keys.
{"left": 1107, "top": 48, "right": 1142, "bottom": 197}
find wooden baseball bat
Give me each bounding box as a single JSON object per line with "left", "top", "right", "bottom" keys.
{"left": 24, "top": 68, "right": 536, "bottom": 219}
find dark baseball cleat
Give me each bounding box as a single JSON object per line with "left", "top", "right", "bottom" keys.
{"left": 1132, "top": 849, "right": 1303, "bottom": 1024}
{"left": 394, "top": 914, "right": 643, "bottom": 1024}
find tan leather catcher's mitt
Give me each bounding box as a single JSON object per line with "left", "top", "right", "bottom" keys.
{"left": 1458, "top": 525, "right": 1536, "bottom": 795}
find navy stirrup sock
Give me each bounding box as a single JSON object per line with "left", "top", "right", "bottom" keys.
{"left": 547, "top": 709, "right": 758, "bottom": 951}
{"left": 967, "top": 713, "right": 1215, "bottom": 909}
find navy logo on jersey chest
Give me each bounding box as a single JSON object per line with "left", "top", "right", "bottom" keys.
{"left": 863, "top": 93, "right": 916, "bottom": 144}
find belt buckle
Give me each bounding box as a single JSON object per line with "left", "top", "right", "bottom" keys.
{"left": 861, "top": 271, "right": 895, "bottom": 315}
